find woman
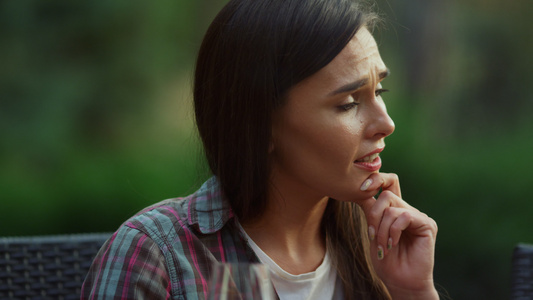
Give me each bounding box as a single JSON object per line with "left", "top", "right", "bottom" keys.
{"left": 82, "top": 0, "right": 439, "bottom": 299}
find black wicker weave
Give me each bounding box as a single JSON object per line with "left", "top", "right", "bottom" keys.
{"left": 512, "top": 243, "right": 533, "bottom": 300}
{"left": 0, "top": 233, "right": 111, "bottom": 300}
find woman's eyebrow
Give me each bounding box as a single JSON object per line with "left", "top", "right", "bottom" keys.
{"left": 329, "top": 68, "right": 390, "bottom": 96}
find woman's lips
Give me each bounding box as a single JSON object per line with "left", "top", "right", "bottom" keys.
{"left": 354, "top": 156, "right": 382, "bottom": 171}
{"left": 354, "top": 154, "right": 382, "bottom": 172}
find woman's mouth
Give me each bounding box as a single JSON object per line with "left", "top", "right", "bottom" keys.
{"left": 354, "top": 152, "right": 382, "bottom": 172}
{"left": 355, "top": 152, "right": 380, "bottom": 163}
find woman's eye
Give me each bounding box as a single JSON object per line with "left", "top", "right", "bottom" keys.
{"left": 338, "top": 102, "right": 359, "bottom": 111}
{"left": 375, "top": 88, "right": 389, "bottom": 97}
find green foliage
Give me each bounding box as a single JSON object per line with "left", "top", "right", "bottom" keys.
{"left": 0, "top": 0, "right": 214, "bottom": 234}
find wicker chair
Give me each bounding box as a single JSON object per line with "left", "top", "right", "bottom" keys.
{"left": 0, "top": 233, "right": 111, "bottom": 300}
{"left": 511, "top": 243, "right": 533, "bottom": 300}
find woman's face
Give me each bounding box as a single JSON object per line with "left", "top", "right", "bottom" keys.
{"left": 270, "top": 27, "right": 395, "bottom": 203}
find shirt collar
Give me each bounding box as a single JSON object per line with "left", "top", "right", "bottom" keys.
{"left": 187, "top": 176, "right": 234, "bottom": 234}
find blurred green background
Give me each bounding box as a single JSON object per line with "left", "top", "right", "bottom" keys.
{"left": 1, "top": 0, "right": 532, "bottom": 299}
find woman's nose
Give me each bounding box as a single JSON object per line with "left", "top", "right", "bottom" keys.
{"left": 367, "top": 101, "right": 395, "bottom": 139}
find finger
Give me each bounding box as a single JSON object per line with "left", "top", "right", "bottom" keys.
{"left": 376, "top": 207, "right": 404, "bottom": 254}
{"left": 364, "top": 191, "right": 392, "bottom": 230}
{"left": 358, "top": 196, "right": 377, "bottom": 242}
{"left": 360, "top": 172, "right": 401, "bottom": 198}
{"left": 357, "top": 196, "right": 377, "bottom": 218}
{"left": 389, "top": 211, "right": 413, "bottom": 247}
{"left": 378, "top": 173, "right": 401, "bottom": 198}
{"left": 357, "top": 176, "right": 384, "bottom": 216}
{"left": 391, "top": 210, "right": 439, "bottom": 249}
{"left": 360, "top": 186, "right": 412, "bottom": 213}
{"left": 361, "top": 190, "right": 396, "bottom": 246}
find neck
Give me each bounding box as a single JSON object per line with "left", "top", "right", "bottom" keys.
{"left": 241, "top": 174, "right": 329, "bottom": 274}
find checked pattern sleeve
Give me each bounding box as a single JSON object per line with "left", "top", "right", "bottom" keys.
{"left": 81, "top": 227, "right": 171, "bottom": 300}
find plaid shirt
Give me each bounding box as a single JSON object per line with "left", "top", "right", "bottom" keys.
{"left": 81, "top": 177, "right": 261, "bottom": 300}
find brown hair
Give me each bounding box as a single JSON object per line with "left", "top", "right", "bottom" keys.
{"left": 194, "top": 0, "right": 390, "bottom": 298}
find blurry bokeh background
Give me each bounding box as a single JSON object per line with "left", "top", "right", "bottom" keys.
{"left": 1, "top": 0, "right": 532, "bottom": 299}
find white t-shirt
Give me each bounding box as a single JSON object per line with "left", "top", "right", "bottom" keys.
{"left": 237, "top": 223, "right": 343, "bottom": 300}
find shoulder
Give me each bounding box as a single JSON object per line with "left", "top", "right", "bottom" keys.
{"left": 81, "top": 223, "right": 172, "bottom": 299}
{"left": 81, "top": 197, "right": 189, "bottom": 298}
{"left": 82, "top": 178, "right": 245, "bottom": 299}
{"left": 123, "top": 197, "right": 190, "bottom": 244}
{"left": 122, "top": 176, "right": 234, "bottom": 242}
{"left": 107, "top": 176, "right": 232, "bottom": 254}
{"left": 82, "top": 196, "right": 203, "bottom": 300}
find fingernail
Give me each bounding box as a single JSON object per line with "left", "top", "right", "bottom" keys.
{"left": 361, "top": 179, "right": 373, "bottom": 191}
{"left": 387, "top": 237, "right": 392, "bottom": 250}
{"left": 377, "top": 245, "right": 384, "bottom": 260}
{"left": 368, "top": 226, "right": 375, "bottom": 241}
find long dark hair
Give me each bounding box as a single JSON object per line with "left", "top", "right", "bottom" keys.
{"left": 194, "top": 0, "right": 390, "bottom": 298}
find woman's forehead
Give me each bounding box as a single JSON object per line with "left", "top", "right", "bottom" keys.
{"left": 303, "top": 28, "right": 386, "bottom": 90}
{"left": 333, "top": 28, "right": 385, "bottom": 75}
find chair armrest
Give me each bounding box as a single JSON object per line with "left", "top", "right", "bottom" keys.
{"left": 511, "top": 243, "right": 533, "bottom": 299}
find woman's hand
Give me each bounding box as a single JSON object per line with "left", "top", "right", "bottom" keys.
{"left": 358, "top": 173, "right": 439, "bottom": 300}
